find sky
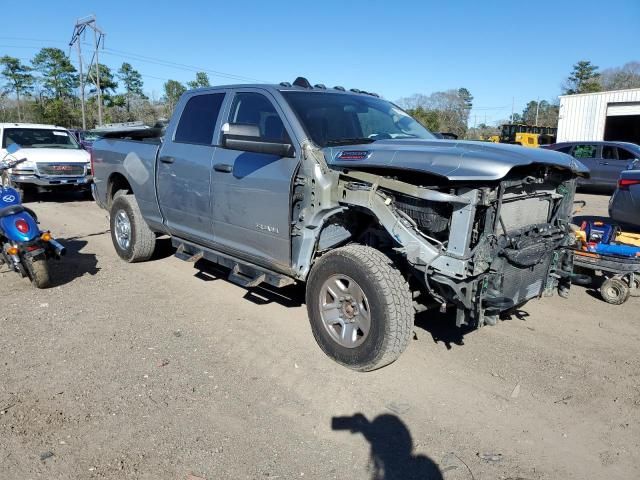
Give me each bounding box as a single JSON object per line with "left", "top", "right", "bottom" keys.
{"left": 1, "top": 0, "right": 638, "bottom": 125}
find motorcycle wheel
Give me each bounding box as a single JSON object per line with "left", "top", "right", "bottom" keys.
{"left": 24, "top": 255, "right": 51, "bottom": 289}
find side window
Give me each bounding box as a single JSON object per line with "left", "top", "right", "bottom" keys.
{"left": 556, "top": 146, "right": 572, "bottom": 154}
{"left": 572, "top": 144, "right": 597, "bottom": 159}
{"left": 229, "top": 92, "right": 288, "bottom": 142}
{"left": 174, "top": 93, "right": 225, "bottom": 145}
{"left": 602, "top": 145, "right": 618, "bottom": 160}
{"left": 617, "top": 148, "right": 637, "bottom": 161}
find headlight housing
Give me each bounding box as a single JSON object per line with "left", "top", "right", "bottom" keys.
{"left": 12, "top": 160, "right": 35, "bottom": 171}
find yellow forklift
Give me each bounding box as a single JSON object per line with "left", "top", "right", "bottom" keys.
{"left": 488, "top": 124, "right": 557, "bottom": 148}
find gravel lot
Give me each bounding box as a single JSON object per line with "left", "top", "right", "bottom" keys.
{"left": 1, "top": 192, "right": 638, "bottom": 480}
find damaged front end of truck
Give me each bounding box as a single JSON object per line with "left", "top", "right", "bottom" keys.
{"left": 293, "top": 140, "right": 588, "bottom": 329}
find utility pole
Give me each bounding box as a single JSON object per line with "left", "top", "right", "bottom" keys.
{"left": 93, "top": 26, "right": 103, "bottom": 126}
{"left": 75, "top": 39, "right": 86, "bottom": 129}
{"left": 511, "top": 97, "right": 515, "bottom": 123}
{"left": 69, "top": 15, "right": 105, "bottom": 128}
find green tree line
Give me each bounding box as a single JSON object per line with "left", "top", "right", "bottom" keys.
{"left": 0, "top": 47, "right": 210, "bottom": 129}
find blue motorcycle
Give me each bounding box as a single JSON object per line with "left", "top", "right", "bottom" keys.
{"left": 0, "top": 144, "right": 65, "bottom": 288}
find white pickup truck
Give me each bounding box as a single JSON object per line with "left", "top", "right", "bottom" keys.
{"left": 0, "top": 123, "right": 92, "bottom": 198}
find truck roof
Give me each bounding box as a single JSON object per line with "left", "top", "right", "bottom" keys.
{"left": 188, "top": 77, "right": 381, "bottom": 98}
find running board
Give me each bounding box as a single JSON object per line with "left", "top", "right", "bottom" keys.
{"left": 172, "top": 238, "right": 295, "bottom": 289}
{"left": 228, "top": 265, "right": 265, "bottom": 288}
{"left": 174, "top": 243, "right": 204, "bottom": 262}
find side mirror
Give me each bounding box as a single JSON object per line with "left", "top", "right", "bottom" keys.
{"left": 6, "top": 143, "right": 21, "bottom": 154}
{"left": 221, "top": 123, "right": 295, "bottom": 158}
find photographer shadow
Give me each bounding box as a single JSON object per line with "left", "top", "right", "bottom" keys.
{"left": 332, "top": 413, "right": 443, "bottom": 480}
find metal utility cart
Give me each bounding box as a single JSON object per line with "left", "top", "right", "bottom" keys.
{"left": 573, "top": 249, "right": 640, "bottom": 304}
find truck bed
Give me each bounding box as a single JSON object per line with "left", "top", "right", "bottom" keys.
{"left": 92, "top": 136, "right": 164, "bottom": 231}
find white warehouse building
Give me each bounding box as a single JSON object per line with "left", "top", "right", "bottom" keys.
{"left": 556, "top": 88, "right": 640, "bottom": 144}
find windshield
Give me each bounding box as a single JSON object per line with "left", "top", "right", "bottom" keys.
{"left": 281, "top": 91, "right": 435, "bottom": 147}
{"left": 2, "top": 128, "right": 81, "bottom": 150}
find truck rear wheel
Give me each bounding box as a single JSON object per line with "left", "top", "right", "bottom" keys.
{"left": 306, "top": 244, "right": 413, "bottom": 371}
{"left": 110, "top": 194, "right": 156, "bottom": 263}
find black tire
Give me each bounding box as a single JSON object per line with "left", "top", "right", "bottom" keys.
{"left": 21, "top": 185, "right": 39, "bottom": 203}
{"left": 629, "top": 277, "right": 640, "bottom": 298}
{"left": 600, "top": 277, "right": 630, "bottom": 305}
{"left": 110, "top": 194, "right": 156, "bottom": 263}
{"left": 306, "top": 244, "right": 413, "bottom": 371}
{"left": 81, "top": 187, "right": 94, "bottom": 200}
{"left": 25, "top": 255, "right": 50, "bottom": 289}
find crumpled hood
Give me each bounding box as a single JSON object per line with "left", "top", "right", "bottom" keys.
{"left": 324, "top": 139, "right": 589, "bottom": 181}
{"left": 3, "top": 147, "right": 90, "bottom": 164}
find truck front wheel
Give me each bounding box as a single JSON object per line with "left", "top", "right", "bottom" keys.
{"left": 110, "top": 194, "right": 156, "bottom": 263}
{"left": 306, "top": 244, "right": 414, "bottom": 371}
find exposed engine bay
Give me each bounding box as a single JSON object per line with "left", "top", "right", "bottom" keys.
{"left": 322, "top": 164, "right": 577, "bottom": 328}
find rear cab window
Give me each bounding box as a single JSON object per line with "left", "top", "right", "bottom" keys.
{"left": 174, "top": 93, "right": 226, "bottom": 145}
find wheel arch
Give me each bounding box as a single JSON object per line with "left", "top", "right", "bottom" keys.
{"left": 295, "top": 206, "right": 398, "bottom": 281}
{"left": 106, "top": 172, "right": 133, "bottom": 208}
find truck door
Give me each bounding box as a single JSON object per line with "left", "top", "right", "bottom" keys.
{"left": 211, "top": 90, "right": 298, "bottom": 270}
{"left": 156, "top": 92, "right": 226, "bottom": 244}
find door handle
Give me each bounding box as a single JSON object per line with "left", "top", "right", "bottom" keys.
{"left": 214, "top": 163, "right": 233, "bottom": 173}
{"left": 599, "top": 161, "right": 609, "bottom": 165}
{"left": 159, "top": 156, "right": 175, "bottom": 164}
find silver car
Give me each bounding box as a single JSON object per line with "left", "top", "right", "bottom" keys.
{"left": 544, "top": 141, "right": 640, "bottom": 191}
{"left": 609, "top": 165, "right": 640, "bottom": 228}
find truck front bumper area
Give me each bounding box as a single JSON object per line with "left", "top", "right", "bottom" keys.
{"left": 11, "top": 173, "right": 93, "bottom": 187}
{"left": 428, "top": 236, "right": 574, "bottom": 328}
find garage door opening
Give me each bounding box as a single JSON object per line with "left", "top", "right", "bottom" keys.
{"left": 604, "top": 114, "right": 640, "bottom": 144}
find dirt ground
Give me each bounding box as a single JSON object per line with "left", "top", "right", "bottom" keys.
{"left": 1, "top": 191, "right": 638, "bottom": 480}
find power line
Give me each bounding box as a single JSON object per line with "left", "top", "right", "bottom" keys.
{"left": 100, "top": 47, "right": 268, "bottom": 83}
{"left": 0, "top": 36, "right": 66, "bottom": 44}
{"left": 0, "top": 37, "right": 268, "bottom": 83}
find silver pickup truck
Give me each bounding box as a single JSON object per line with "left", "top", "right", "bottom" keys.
{"left": 92, "top": 78, "right": 588, "bottom": 371}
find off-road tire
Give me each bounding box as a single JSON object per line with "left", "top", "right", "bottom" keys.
{"left": 628, "top": 277, "right": 640, "bottom": 298}
{"left": 306, "top": 244, "right": 413, "bottom": 371}
{"left": 600, "top": 277, "right": 630, "bottom": 305}
{"left": 25, "top": 255, "right": 51, "bottom": 289}
{"left": 110, "top": 194, "right": 156, "bottom": 263}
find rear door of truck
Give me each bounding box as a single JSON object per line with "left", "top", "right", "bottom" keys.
{"left": 156, "top": 91, "right": 227, "bottom": 244}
